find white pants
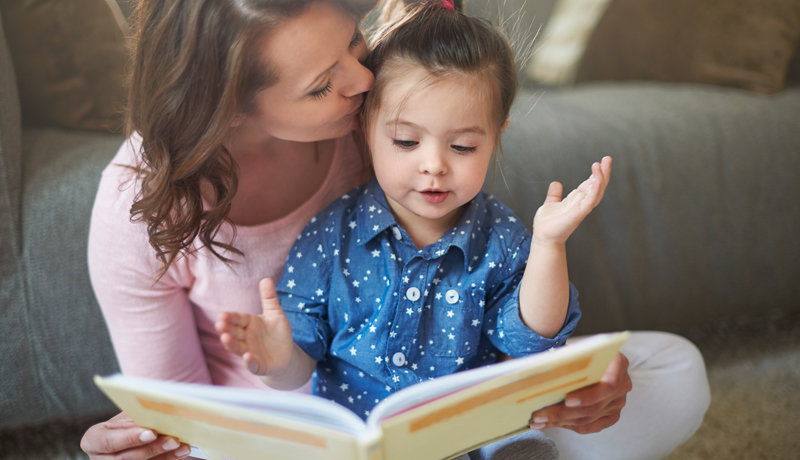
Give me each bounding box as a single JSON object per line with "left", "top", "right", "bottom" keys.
{"left": 463, "top": 331, "right": 711, "bottom": 460}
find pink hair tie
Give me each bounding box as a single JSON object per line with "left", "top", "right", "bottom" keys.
{"left": 440, "top": 0, "right": 455, "bottom": 10}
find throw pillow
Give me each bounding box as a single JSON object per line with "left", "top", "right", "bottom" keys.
{"left": 525, "top": 0, "right": 613, "bottom": 86}
{"left": 574, "top": 0, "right": 800, "bottom": 94}
{"left": 2, "top": 0, "right": 129, "bottom": 132}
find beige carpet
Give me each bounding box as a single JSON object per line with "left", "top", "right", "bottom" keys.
{"left": 2, "top": 311, "right": 799, "bottom": 459}
{"left": 667, "top": 310, "right": 800, "bottom": 460}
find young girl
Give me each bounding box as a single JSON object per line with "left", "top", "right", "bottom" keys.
{"left": 217, "top": 0, "right": 610, "bottom": 455}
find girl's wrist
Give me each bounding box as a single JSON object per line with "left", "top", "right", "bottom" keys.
{"left": 529, "top": 237, "right": 567, "bottom": 253}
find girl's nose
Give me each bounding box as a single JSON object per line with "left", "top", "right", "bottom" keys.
{"left": 420, "top": 148, "right": 447, "bottom": 176}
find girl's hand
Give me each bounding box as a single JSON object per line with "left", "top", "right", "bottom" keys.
{"left": 215, "top": 278, "right": 295, "bottom": 376}
{"left": 528, "top": 352, "right": 632, "bottom": 434}
{"left": 80, "top": 412, "right": 191, "bottom": 459}
{"left": 532, "top": 156, "right": 612, "bottom": 246}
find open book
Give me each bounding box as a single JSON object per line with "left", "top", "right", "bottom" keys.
{"left": 94, "top": 331, "right": 628, "bottom": 460}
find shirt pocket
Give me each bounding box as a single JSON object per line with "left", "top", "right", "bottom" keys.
{"left": 422, "top": 285, "right": 485, "bottom": 359}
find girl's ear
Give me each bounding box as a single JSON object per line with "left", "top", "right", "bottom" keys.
{"left": 500, "top": 119, "right": 510, "bottom": 133}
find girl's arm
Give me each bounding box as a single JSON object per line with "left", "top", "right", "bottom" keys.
{"left": 216, "top": 278, "right": 317, "bottom": 390}
{"left": 518, "top": 157, "right": 612, "bottom": 337}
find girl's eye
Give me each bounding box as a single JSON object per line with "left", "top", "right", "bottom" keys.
{"left": 310, "top": 81, "right": 333, "bottom": 100}
{"left": 393, "top": 139, "right": 418, "bottom": 149}
{"left": 451, "top": 144, "right": 477, "bottom": 153}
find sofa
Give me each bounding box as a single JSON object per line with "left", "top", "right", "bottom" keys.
{"left": 1, "top": 0, "right": 799, "bottom": 437}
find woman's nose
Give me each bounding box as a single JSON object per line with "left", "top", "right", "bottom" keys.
{"left": 341, "top": 56, "right": 374, "bottom": 98}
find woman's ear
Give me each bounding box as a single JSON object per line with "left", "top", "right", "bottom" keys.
{"left": 230, "top": 114, "right": 245, "bottom": 128}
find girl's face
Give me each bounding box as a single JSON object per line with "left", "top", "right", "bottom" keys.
{"left": 368, "top": 63, "right": 501, "bottom": 234}
{"left": 237, "top": 1, "right": 374, "bottom": 142}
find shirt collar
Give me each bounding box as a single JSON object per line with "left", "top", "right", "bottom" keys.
{"left": 354, "top": 178, "right": 491, "bottom": 267}
{"left": 352, "top": 178, "right": 401, "bottom": 245}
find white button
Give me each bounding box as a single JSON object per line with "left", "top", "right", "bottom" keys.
{"left": 392, "top": 227, "right": 402, "bottom": 240}
{"left": 392, "top": 352, "right": 406, "bottom": 367}
{"left": 445, "top": 289, "right": 460, "bottom": 304}
{"left": 406, "top": 287, "right": 421, "bottom": 301}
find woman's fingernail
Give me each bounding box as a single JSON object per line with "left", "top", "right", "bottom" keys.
{"left": 163, "top": 438, "right": 180, "bottom": 450}
{"left": 174, "top": 446, "right": 192, "bottom": 457}
{"left": 565, "top": 397, "right": 581, "bottom": 407}
{"left": 533, "top": 416, "right": 548, "bottom": 424}
{"left": 139, "top": 430, "right": 156, "bottom": 443}
{"left": 530, "top": 422, "right": 547, "bottom": 430}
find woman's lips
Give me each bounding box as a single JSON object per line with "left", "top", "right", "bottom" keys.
{"left": 345, "top": 97, "right": 364, "bottom": 117}
{"left": 420, "top": 190, "right": 449, "bottom": 203}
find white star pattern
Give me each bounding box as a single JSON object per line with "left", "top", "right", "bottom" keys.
{"left": 277, "top": 183, "right": 572, "bottom": 420}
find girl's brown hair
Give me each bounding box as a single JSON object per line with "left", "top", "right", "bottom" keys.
{"left": 362, "top": 0, "right": 517, "bottom": 142}
{"left": 126, "top": 0, "right": 366, "bottom": 277}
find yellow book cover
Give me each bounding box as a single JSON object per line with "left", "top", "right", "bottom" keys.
{"left": 94, "top": 331, "right": 629, "bottom": 460}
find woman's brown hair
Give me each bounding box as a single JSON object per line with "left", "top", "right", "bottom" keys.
{"left": 126, "top": 0, "right": 367, "bottom": 277}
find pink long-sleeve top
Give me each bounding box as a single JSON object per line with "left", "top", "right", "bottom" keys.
{"left": 88, "top": 133, "right": 367, "bottom": 391}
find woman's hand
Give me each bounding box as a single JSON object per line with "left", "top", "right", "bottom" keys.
{"left": 532, "top": 156, "right": 612, "bottom": 246}
{"left": 529, "top": 352, "right": 632, "bottom": 434}
{"left": 216, "top": 278, "right": 296, "bottom": 377}
{"left": 80, "top": 411, "right": 191, "bottom": 459}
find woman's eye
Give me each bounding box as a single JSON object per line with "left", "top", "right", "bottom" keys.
{"left": 393, "top": 139, "right": 418, "bottom": 149}
{"left": 309, "top": 81, "right": 333, "bottom": 100}
{"left": 350, "top": 30, "right": 364, "bottom": 49}
{"left": 451, "top": 144, "right": 477, "bottom": 153}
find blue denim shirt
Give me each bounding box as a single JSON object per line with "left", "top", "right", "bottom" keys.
{"left": 277, "top": 179, "right": 581, "bottom": 419}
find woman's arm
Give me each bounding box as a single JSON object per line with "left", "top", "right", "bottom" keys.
{"left": 82, "top": 145, "right": 210, "bottom": 459}
{"left": 88, "top": 146, "right": 212, "bottom": 383}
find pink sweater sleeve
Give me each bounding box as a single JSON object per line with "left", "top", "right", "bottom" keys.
{"left": 87, "top": 138, "right": 212, "bottom": 384}
{"left": 88, "top": 134, "right": 368, "bottom": 388}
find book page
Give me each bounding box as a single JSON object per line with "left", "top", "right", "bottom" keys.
{"left": 371, "top": 332, "right": 629, "bottom": 460}
{"left": 101, "top": 376, "right": 368, "bottom": 434}
{"left": 94, "top": 375, "right": 385, "bottom": 460}
{"left": 368, "top": 332, "right": 624, "bottom": 425}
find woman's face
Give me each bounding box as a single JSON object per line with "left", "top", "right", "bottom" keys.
{"left": 238, "top": 1, "right": 374, "bottom": 143}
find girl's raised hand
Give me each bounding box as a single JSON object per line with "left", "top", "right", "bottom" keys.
{"left": 532, "top": 156, "right": 612, "bottom": 246}
{"left": 215, "top": 278, "right": 295, "bottom": 376}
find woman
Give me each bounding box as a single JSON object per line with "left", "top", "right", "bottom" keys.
{"left": 81, "top": 1, "right": 708, "bottom": 459}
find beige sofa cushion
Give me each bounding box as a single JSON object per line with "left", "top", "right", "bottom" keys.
{"left": 526, "top": 0, "right": 800, "bottom": 94}
{"left": 575, "top": 0, "right": 800, "bottom": 94}
{"left": 2, "top": 0, "right": 129, "bottom": 132}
